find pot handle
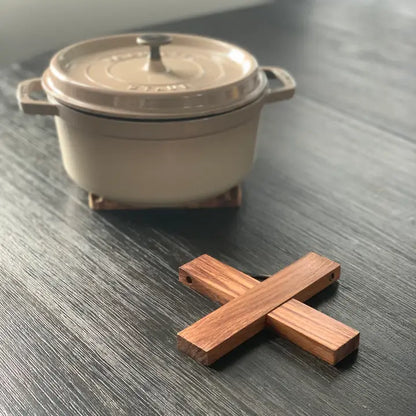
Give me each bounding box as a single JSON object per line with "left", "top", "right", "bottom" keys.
{"left": 16, "top": 78, "right": 59, "bottom": 116}
{"left": 261, "top": 66, "right": 296, "bottom": 103}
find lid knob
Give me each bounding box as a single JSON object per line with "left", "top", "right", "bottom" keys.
{"left": 136, "top": 33, "right": 172, "bottom": 73}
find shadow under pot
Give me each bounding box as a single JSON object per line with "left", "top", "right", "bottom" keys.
{"left": 17, "top": 32, "right": 295, "bottom": 206}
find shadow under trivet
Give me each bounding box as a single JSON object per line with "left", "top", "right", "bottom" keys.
{"left": 88, "top": 185, "right": 242, "bottom": 210}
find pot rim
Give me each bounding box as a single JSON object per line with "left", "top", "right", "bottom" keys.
{"left": 52, "top": 88, "right": 267, "bottom": 123}
{"left": 17, "top": 66, "right": 296, "bottom": 122}
{"left": 54, "top": 92, "right": 266, "bottom": 141}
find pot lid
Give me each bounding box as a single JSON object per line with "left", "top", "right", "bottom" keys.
{"left": 42, "top": 33, "right": 267, "bottom": 119}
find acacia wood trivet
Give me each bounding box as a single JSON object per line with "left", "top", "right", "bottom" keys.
{"left": 177, "top": 253, "right": 359, "bottom": 365}
{"left": 88, "top": 185, "right": 242, "bottom": 210}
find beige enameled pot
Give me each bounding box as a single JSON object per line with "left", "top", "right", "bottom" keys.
{"left": 17, "top": 33, "right": 295, "bottom": 205}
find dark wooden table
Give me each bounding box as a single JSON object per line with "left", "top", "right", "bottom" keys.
{"left": 1, "top": 1, "right": 415, "bottom": 415}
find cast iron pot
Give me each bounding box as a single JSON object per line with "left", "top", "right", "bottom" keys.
{"left": 17, "top": 33, "right": 295, "bottom": 205}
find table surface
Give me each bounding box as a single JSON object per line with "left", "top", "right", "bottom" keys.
{"left": 1, "top": 1, "right": 415, "bottom": 415}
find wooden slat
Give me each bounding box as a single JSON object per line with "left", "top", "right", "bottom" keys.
{"left": 177, "top": 253, "right": 340, "bottom": 365}
{"left": 268, "top": 299, "right": 359, "bottom": 365}
{"left": 178, "top": 255, "right": 359, "bottom": 364}
{"left": 88, "top": 186, "right": 242, "bottom": 210}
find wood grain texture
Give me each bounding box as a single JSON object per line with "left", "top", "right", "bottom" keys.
{"left": 268, "top": 299, "right": 359, "bottom": 365}
{"left": 177, "top": 253, "right": 340, "bottom": 365}
{"left": 179, "top": 254, "right": 358, "bottom": 364}
{"left": 0, "top": 1, "right": 415, "bottom": 415}
{"left": 88, "top": 186, "right": 242, "bottom": 210}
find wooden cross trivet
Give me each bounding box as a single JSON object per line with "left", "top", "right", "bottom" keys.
{"left": 177, "top": 253, "right": 359, "bottom": 365}
{"left": 88, "top": 185, "right": 242, "bottom": 210}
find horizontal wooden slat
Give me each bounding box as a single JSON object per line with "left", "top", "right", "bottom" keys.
{"left": 88, "top": 186, "right": 242, "bottom": 210}
{"left": 268, "top": 299, "right": 359, "bottom": 365}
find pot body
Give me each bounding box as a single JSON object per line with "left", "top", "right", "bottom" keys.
{"left": 54, "top": 98, "right": 263, "bottom": 205}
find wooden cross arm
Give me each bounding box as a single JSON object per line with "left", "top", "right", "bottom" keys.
{"left": 178, "top": 254, "right": 359, "bottom": 365}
